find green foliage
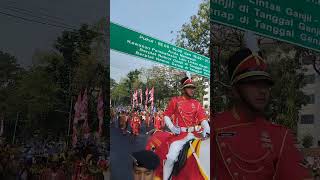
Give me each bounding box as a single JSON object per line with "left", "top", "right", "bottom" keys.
{"left": 176, "top": 0, "right": 209, "bottom": 56}
{"left": 0, "top": 52, "right": 24, "bottom": 111}
{"left": 266, "top": 47, "right": 308, "bottom": 130}
{"left": 0, "top": 21, "right": 108, "bottom": 139}
{"left": 111, "top": 66, "right": 206, "bottom": 110}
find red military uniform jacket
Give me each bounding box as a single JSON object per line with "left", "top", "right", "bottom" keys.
{"left": 212, "top": 108, "right": 311, "bottom": 180}
{"left": 163, "top": 96, "right": 207, "bottom": 128}
{"left": 131, "top": 115, "right": 141, "bottom": 135}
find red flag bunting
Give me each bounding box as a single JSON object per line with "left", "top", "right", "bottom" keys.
{"left": 97, "top": 89, "right": 104, "bottom": 136}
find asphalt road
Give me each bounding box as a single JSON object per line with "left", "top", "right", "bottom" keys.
{"left": 110, "top": 118, "right": 152, "bottom": 180}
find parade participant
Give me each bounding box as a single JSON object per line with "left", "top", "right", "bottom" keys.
{"left": 119, "top": 111, "right": 127, "bottom": 135}
{"left": 145, "top": 112, "right": 151, "bottom": 131}
{"left": 110, "top": 108, "right": 115, "bottom": 125}
{"left": 41, "top": 155, "right": 66, "bottom": 180}
{"left": 97, "top": 159, "right": 110, "bottom": 180}
{"left": 212, "top": 48, "right": 312, "bottom": 180}
{"left": 154, "top": 112, "right": 164, "bottom": 130}
{"left": 131, "top": 112, "right": 141, "bottom": 136}
{"left": 162, "top": 76, "right": 210, "bottom": 180}
{"left": 131, "top": 150, "right": 160, "bottom": 180}
{"left": 141, "top": 111, "right": 146, "bottom": 123}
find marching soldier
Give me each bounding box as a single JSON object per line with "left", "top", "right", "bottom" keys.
{"left": 162, "top": 76, "right": 210, "bottom": 180}
{"left": 212, "top": 48, "right": 312, "bottom": 180}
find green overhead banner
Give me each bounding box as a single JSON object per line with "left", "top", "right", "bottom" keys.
{"left": 211, "top": 0, "right": 320, "bottom": 52}
{"left": 110, "top": 22, "right": 210, "bottom": 78}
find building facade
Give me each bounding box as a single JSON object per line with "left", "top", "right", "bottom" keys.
{"left": 298, "top": 56, "right": 320, "bottom": 148}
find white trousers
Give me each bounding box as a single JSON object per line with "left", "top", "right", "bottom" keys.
{"left": 163, "top": 133, "right": 195, "bottom": 180}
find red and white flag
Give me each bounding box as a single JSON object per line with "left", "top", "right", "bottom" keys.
{"left": 131, "top": 93, "right": 134, "bottom": 109}
{"left": 139, "top": 89, "right": 143, "bottom": 105}
{"left": 81, "top": 88, "right": 90, "bottom": 138}
{"left": 97, "top": 89, "right": 104, "bottom": 136}
{"left": 72, "top": 92, "right": 82, "bottom": 147}
{"left": 145, "top": 88, "right": 149, "bottom": 111}
{"left": 149, "top": 87, "right": 154, "bottom": 110}
{"left": 134, "top": 90, "right": 138, "bottom": 107}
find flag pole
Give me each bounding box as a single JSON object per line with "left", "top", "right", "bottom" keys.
{"left": 12, "top": 112, "right": 19, "bottom": 144}
{"left": 67, "top": 97, "right": 74, "bottom": 147}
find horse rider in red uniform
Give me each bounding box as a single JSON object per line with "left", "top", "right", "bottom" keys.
{"left": 212, "top": 48, "right": 312, "bottom": 180}
{"left": 162, "top": 76, "right": 210, "bottom": 180}
{"left": 131, "top": 112, "right": 141, "bottom": 136}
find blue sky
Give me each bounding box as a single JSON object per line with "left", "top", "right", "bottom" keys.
{"left": 110, "top": 0, "right": 201, "bottom": 82}
{"left": 0, "top": 0, "right": 107, "bottom": 67}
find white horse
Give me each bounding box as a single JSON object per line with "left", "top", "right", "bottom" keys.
{"left": 194, "top": 137, "right": 210, "bottom": 179}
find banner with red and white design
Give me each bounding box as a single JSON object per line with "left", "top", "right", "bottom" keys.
{"left": 131, "top": 87, "right": 155, "bottom": 111}
{"left": 139, "top": 89, "right": 143, "bottom": 105}
{"left": 145, "top": 88, "right": 149, "bottom": 111}
{"left": 134, "top": 90, "right": 138, "bottom": 106}
{"left": 149, "top": 87, "right": 154, "bottom": 111}
{"left": 81, "top": 88, "right": 90, "bottom": 139}
{"left": 72, "top": 91, "right": 82, "bottom": 147}
{"left": 97, "top": 89, "right": 104, "bottom": 136}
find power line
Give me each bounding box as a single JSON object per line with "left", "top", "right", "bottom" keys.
{"left": 5, "top": 4, "right": 65, "bottom": 21}
{"left": 0, "top": 4, "right": 107, "bottom": 35}
{"left": 1, "top": 6, "right": 77, "bottom": 29}
{"left": 0, "top": 0, "right": 108, "bottom": 33}
{"left": 0, "top": 10, "right": 75, "bottom": 30}
{"left": 0, "top": 0, "right": 65, "bottom": 21}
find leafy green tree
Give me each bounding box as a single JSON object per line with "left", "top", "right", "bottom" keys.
{"left": 111, "top": 79, "right": 129, "bottom": 106}
{"left": 266, "top": 46, "right": 308, "bottom": 130}
{"left": 110, "top": 78, "right": 117, "bottom": 91}
{"left": 13, "top": 66, "right": 61, "bottom": 136}
{"left": 0, "top": 51, "right": 24, "bottom": 139}
{"left": 0, "top": 51, "right": 23, "bottom": 110}
{"left": 176, "top": 0, "right": 209, "bottom": 56}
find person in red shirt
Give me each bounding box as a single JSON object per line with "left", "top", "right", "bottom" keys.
{"left": 145, "top": 112, "right": 151, "bottom": 131}
{"left": 212, "top": 48, "right": 312, "bottom": 180}
{"left": 162, "top": 76, "right": 210, "bottom": 180}
{"left": 154, "top": 112, "right": 164, "bottom": 130}
{"left": 131, "top": 112, "right": 141, "bottom": 136}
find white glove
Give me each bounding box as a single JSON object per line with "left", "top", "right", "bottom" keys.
{"left": 164, "top": 116, "right": 180, "bottom": 134}
{"left": 201, "top": 120, "right": 210, "bottom": 138}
